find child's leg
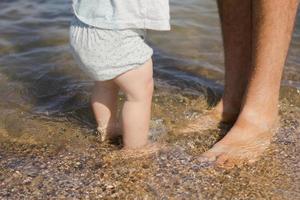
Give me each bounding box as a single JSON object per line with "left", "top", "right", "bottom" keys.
{"left": 91, "top": 80, "right": 119, "bottom": 141}
{"left": 114, "top": 59, "right": 154, "bottom": 149}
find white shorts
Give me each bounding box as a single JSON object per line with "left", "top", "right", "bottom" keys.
{"left": 69, "top": 16, "right": 153, "bottom": 81}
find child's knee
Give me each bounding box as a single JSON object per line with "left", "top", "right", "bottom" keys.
{"left": 138, "top": 77, "right": 154, "bottom": 101}
{"left": 127, "top": 77, "right": 154, "bottom": 102}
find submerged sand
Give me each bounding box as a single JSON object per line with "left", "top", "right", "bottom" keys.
{"left": 0, "top": 85, "right": 299, "bottom": 199}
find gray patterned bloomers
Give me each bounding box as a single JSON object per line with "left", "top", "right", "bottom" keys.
{"left": 69, "top": 17, "right": 153, "bottom": 81}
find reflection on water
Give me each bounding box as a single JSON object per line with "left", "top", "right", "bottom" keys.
{"left": 0, "top": 0, "right": 299, "bottom": 199}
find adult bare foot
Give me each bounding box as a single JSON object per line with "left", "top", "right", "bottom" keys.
{"left": 179, "top": 111, "right": 220, "bottom": 134}
{"left": 213, "top": 99, "right": 240, "bottom": 124}
{"left": 180, "top": 99, "right": 239, "bottom": 134}
{"left": 200, "top": 115, "right": 278, "bottom": 168}
{"left": 200, "top": 0, "right": 299, "bottom": 168}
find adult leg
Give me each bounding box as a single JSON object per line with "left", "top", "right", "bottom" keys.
{"left": 114, "top": 59, "right": 154, "bottom": 149}
{"left": 214, "top": 0, "right": 252, "bottom": 124}
{"left": 91, "top": 81, "right": 119, "bottom": 141}
{"left": 202, "top": 0, "right": 299, "bottom": 167}
{"left": 180, "top": 0, "right": 252, "bottom": 133}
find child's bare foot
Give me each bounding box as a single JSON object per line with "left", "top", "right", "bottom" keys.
{"left": 121, "top": 143, "right": 163, "bottom": 158}
{"left": 199, "top": 113, "right": 278, "bottom": 168}
{"left": 96, "top": 124, "right": 121, "bottom": 142}
{"left": 103, "top": 143, "right": 163, "bottom": 161}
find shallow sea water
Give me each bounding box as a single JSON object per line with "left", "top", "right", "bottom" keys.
{"left": 0, "top": 0, "right": 299, "bottom": 199}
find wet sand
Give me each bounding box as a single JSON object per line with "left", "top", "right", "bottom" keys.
{"left": 1, "top": 85, "right": 299, "bottom": 199}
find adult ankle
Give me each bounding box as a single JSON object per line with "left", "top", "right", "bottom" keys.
{"left": 238, "top": 107, "right": 279, "bottom": 130}
{"left": 214, "top": 101, "right": 240, "bottom": 123}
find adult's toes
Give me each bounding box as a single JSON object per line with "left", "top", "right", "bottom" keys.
{"left": 215, "top": 154, "right": 229, "bottom": 167}
{"left": 200, "top": 149, "right": 220, "bottom": 162}
{"left": 221, "top": 153, "right": 258, "bottom": 168}
{"left": 197, "top": 155, "right": 214, "bottom": 164}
